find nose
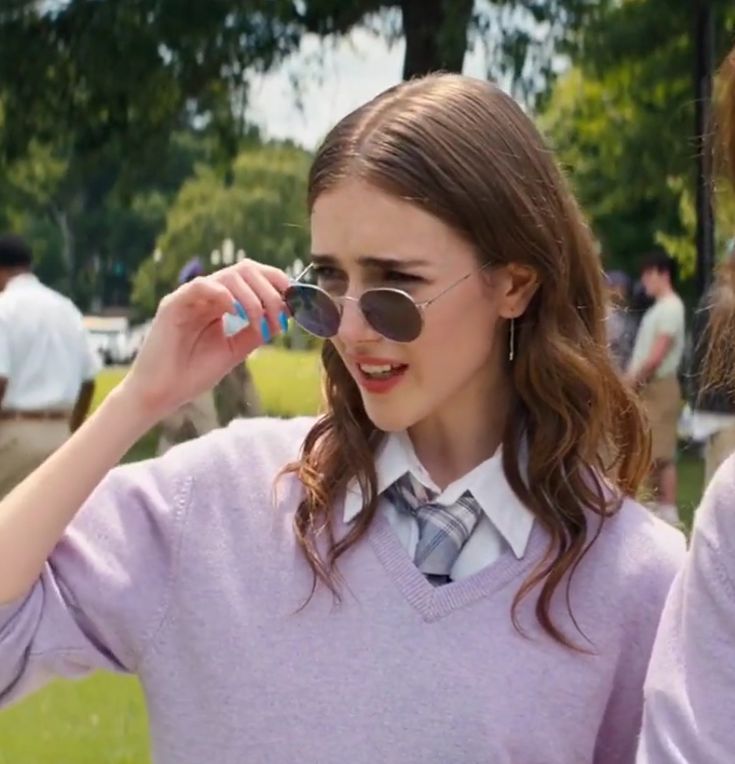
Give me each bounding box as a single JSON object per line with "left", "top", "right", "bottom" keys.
{"left": 335, "top": 295, "right": 382, "bottom": 345}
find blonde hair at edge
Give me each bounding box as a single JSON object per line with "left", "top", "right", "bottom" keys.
{"left": 283, "top": 73, "right": 650, "bottom": 648}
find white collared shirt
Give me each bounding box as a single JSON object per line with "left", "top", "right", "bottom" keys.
{"left": 343, "top": 431, "right": 535, "bottom": 580}
{"left": 0, "top": 274, "right": 100, "bottom": 410}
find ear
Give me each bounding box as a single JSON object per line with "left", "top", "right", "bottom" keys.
{"left": 492, "top": 263, "right": 539, "bottom": 319}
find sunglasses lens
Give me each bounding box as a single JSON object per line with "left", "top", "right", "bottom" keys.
{"left": 284, "top": 284, "right": 340, "bottom": 338}
{"left": 360, "top": 290, "right": 423, "bottom": 343}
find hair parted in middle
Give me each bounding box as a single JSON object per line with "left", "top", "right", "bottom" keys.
{"left": 284, "top": 73, "right": 650, "bottom": 648}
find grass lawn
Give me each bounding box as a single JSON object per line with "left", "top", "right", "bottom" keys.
{"left": 89, "top": 347, "right": 324, "bottom": 464}
{"left": 0, "top": 347, "right": 707, "bottom": 760}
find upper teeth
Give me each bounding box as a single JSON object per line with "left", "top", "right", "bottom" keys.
{"left": 359, "top": 363, "right": 395, "bottom": 374}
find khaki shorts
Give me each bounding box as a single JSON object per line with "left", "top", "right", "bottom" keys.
{"left": 0, "top": 419, "right": 69, "bottom": 498}
{"left": 640, "top": 376, "right": 682, "bottom": 463}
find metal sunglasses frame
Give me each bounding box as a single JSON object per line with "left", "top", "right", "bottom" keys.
{"left": 285, "top": 259, "right": 493, "bottom": 342}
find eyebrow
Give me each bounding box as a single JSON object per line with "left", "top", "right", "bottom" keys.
{"left": 310, "top": 253, "right": 431, "bottom": 269}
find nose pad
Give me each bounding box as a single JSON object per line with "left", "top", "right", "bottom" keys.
{"left": 335, "top": 295, "right": 381, "bottom": 343}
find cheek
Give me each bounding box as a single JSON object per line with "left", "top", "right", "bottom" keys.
{"left": 410, "top": 298, "right": 497, "bottom": 374}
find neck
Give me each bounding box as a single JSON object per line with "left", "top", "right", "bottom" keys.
{"left": 656, "top": 283, "right": 674, "bottom": 300}
{"left": 407, "top": 362, "right": 510, "bottom": 490}
{"left": 0, "top": 268, "right": 30, "bottom": 290}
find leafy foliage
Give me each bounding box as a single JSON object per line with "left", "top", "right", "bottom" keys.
{"left": 131, "top": 142, "right": 311, "bottom": 314}
{"left": 540, "top": 0, "right": 735, "bottom": 285}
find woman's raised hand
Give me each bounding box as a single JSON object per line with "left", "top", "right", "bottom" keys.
{"left": 120, "top": 260, "right": 291, "bottom": 422}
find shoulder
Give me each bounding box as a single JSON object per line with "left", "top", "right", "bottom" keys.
{"left": 588, "top": 497, "right": 686, "bottom": 600}
{"left": 48, "top": 286, "right": 85, "bottom": 323}
{"left": 87, "top": 416, "right": 317, "bottom": 536}
{"left": 155, "top": 415, "right": 317, "bottom": 502}
{"left": 658, "top": 294, "right": 685, "bottom": 321}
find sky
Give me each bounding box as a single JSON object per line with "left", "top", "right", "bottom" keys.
{"left": 245, "top": 28, "right": 491, "bottom": 151}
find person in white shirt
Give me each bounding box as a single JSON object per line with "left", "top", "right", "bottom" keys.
{"left": 626, "top": 250, "right": 686, "bottom": 525}
{"left": 0, "top": 234, "right": 101, "bottom": 497}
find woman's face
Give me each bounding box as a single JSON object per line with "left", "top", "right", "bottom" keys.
{"left": 310, "top": 179, "right": 510, "bottom": 434}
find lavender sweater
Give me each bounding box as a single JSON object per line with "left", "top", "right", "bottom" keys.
{"left": 1, "top": 417, "right": 685, "bottom": 763}
{"left": 638, "top": 454, "right": 735, "bottom": 763}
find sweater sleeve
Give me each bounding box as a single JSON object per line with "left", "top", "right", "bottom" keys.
{"left": 637, "top": 462, "right": 735, "bottom": 763}
{"left": 0, "top": 453, "right": 192, "bottom": 709}
{"left": 593, "top": 508, "right": 687, "bottom": 764}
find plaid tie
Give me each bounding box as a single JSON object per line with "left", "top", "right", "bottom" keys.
{"left": 384, "top": 473, "right": 483, "bottom": 586}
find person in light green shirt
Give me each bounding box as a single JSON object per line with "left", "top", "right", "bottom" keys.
{"left": 626, "top": 250, "right": 685, "bottom": 526}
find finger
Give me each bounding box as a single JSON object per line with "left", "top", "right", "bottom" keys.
{"left": 257, "top": 263, "right": 291, "bottom": 294}
{"left": 160, "top": 277, "right": 234, "bottom": 322}
{"left": 243, "top": 267, "right": 288, "bottom": 337}
{"left": 217, "top": 272, "right": 267, "bottom": 340}
{"left": 230, "top": 260, "right": 291, "bottom": 295}
{"left": 227, "top": 320, "right": 264, "bottom": 360}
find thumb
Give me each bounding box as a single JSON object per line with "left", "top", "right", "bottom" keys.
{"left": 226, "top": 320, "right": 264, "bottom": 361}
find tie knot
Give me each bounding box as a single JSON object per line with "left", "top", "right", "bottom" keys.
{"left": 384, "top": 473, "right": 483, "bottom": 583}
{"left": 384, "top": 472, "right": 435, "bottom": 513}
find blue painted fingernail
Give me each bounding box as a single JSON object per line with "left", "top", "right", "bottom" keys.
{"left": 260, "top": 317, "right": 272, "bottom": 343}
{"left": 223, "top": 313, "right": 248, "bottom": 337}
{"left": 233, "top": 300, "right": 248, "bottom": 321}
{"left": 278, "top": 311, "right": 289, "bottom": 332}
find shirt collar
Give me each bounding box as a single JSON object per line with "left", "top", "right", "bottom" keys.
{"left": 343, "top": 431, "right": 535, "bottom": 559}
{"left": 4, "top": 273, "right": 37, "bottom": 291}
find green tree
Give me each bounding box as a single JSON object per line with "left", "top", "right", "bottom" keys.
{"left": 299, "top": 0, "right": 601, "bottom": 103}
{"left": 132, "top": 142, "right": 311, "bottom": 315}
{"left": 0, "top": 122, "right": 217, "bottom": 307}
{"left": 0, "top": 0, "right": 301, "bottom": 304}
{"left": 0, "top": 0, "right": 602, "bottom": 307}
{"left": 540, "top": 0, "right": 735, "bottom": 282}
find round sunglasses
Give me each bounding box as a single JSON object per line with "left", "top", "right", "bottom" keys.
{"left": 283, "top": 261, "right": 492, "bottom": 343}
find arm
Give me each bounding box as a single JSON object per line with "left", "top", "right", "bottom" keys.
{"left": 69, "top": 379, "right": 96, "bottom": 433}
{"left": 0, "top": 260, "right": 289, "bottom": 704}
{"left": 626, "top": 334, "right": 674, "bottom": 388}
{"left": 594, "top": 518, "right": 686, "bottom": 764}
{"left": 0, "top": 315, "right": 9, "bottom": 409}
{"left": 0, "top": 385, "right": 155, "bottom": 604}
{"left": 0, "top": 260, "right": 289, "bottom": 604}
{"left": 637, "top": 476, "right": 735, "bottom": 764}
{"left": 0, "top": 437, "right": 193, "bottom": 705}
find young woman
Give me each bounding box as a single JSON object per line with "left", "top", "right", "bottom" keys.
{"left": 637, "top": 47, "right": 735, "bottom": 764}
{"left": 0, "top": 74, "right": 684, "bottom": 763}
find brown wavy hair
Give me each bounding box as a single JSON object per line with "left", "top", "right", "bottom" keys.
{"left": 283, "top": 74, "right": 650, "bottom": 647}
{"left": 702, "top": 46, "right": 735, "bottom": 395}
{"left": 715, "top": 46, "right": 735, "bottom": 183}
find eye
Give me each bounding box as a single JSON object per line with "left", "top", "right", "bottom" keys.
{"left": 312, "top": 265, "right": 344, "bottom": 282}
{"left": 384, "top": 270, "right": 421, "bottom": 283}
{"left": 311, "top": 264, "right": 348, "bottom": 294}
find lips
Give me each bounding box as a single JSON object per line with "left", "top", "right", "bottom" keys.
{"left": 349, "top": 355, "right": 408, "bottom": 394}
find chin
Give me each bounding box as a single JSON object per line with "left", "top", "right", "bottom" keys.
{"left": 360, "top": 397, "right": 425, "bottom": 434}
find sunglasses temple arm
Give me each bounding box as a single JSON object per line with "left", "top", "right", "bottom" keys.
{"left": 292, "top": 262, "right": 315, "bottom": 283}
{"left": 420, "top": 260, "right": 493, "bottom": 308}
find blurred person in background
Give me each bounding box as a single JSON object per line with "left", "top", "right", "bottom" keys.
{"left": 625, "top": 250, "right": 686, "bottom": 526}
{"left": 638, "top": 45, "right": 735, "bottom": 763}
{"left": 688, "top": 237, "right": 735, "bottom": 487}
{"left": 0, "top": 233, "right": 100, "bottom": 498}
{"left": 157, "top": 257, "right": 262, "bottom": 454}
{"left": 605, "top": 269, "right": 636, "bottom": 369}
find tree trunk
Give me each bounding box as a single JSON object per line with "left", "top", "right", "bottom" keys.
{"left": 51, "top": 204, "right": 75, "bottom": 295}
{"left": 400, "top": 0, "right": 474, "bottom": 80}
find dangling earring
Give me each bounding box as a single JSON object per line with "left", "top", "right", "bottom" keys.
{"left": 509, "top": 317, "right": 516, "bottom": 362}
